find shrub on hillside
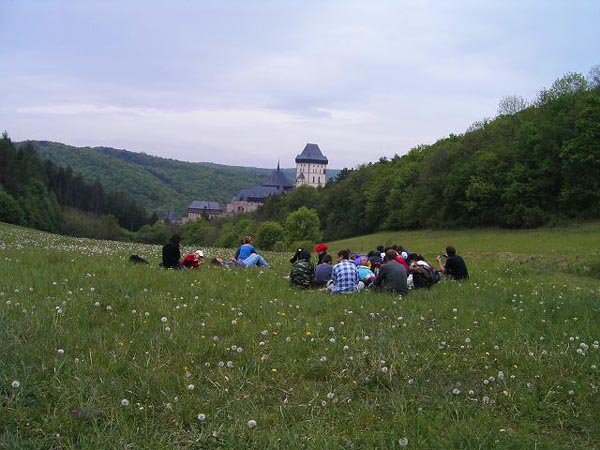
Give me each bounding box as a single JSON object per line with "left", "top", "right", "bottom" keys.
{"left": 61, "top": 208, "right": 125, "bottom": 240}
{"left": 0, "top": 189, "right": 25, "bottom": 225}
{"left": 255, "top": 221, "right": 285, "bottom": 250}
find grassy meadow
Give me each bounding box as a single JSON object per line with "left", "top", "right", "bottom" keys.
{"left": 1, "top": 222, "right": 599, "bottom": 449}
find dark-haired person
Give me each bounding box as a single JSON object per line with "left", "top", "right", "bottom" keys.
{"left": 162, "top": 234, "right": 182, "bottom": 269}
{"left": 314, "top": 254, "right": 333, "bottom": 287}
{"left": 289, "top": 249, "right": 314, "bottom": 288}
{"left": 372, "top": 249, "right": 408, "bottom": 294}
{"left": 328, "top": 250, "right": 359, "bottom": 294}
{"left": 436, "top": 245, "right": 469, "bottom": 280}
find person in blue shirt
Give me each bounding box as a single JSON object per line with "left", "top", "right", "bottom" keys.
{"left": 235, "top": 236, "right": 270, "bottom": 268}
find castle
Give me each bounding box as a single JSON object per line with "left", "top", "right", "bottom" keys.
{"left": 295, "top": 143, "right": 328, "bottom": 188}
{"left": 186, "top": 143, "right": 328, "bottom": 220}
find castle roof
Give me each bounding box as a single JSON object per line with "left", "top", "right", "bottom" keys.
{"left": 263, "top": 163, "right": 294, "bottom": 189}
{"left": 188, "top": 201, "right": 222, "bottom": 211}
{"left": 295, "top": 143, "right": 328, "bottom": 164}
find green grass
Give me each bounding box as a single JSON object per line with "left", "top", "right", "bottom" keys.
{"left": 1, "top": 222, "right": 599, "bottom": 449}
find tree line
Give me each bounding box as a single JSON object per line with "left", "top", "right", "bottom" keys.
{"left": 0, "top": 135, "right": 156, "bottom": 238}
{"left": 177, "top": 68, "right": 600, "bottom": 247}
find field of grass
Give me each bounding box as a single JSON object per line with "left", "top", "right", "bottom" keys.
{"left": 1, "top": 222, "right": 599, "bottom": 449}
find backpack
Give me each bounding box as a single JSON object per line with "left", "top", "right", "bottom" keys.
{"left": 129, "top": 254, "right": 148, "bottom": 264}
{"left": 430, "top": 267, "right": 441, "bottom": 284}
{"left": 410, "top": 266, "right": 433, "bottom": 289}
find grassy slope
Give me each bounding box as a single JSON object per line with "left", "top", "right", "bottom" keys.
{"left": 1, "top": 222, "right": 599, "bottom": 449}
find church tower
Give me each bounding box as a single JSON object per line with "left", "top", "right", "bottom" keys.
{"left": 295, "top": 143, "right": 328, "bottom": 188}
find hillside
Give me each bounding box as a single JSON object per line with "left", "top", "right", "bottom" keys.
{"left": 19, "top": 141, "right": 336, "bottom": 217}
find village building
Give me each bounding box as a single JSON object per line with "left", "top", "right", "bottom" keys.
{"left": 186, "top": 200, "right": 223, "bottom": 221}
{"left": 295, "top": 143, "right": 328, "bottom": 188}
{"left": 226, "top": 163, "right": 294, "bottom": 215}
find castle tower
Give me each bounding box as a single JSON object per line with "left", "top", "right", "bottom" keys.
{"left": 295, "top": 143, "right": 328, "bottom": 188}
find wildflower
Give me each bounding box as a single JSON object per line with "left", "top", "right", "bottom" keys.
{"left": 452, "top": 388, "right": 461, "bottom": 395}
{"left": 187, "top": 384, "right": 195, "bottom": 391}
{"left": 197, "top": 413, "right": 206, "bottom": 421}
{"left": 381, "top": 367, "right": 389, "bottom": 374}
{"left": 497, "top": 371, "right": 505, "bottom": 381}
{"left": 120, "top": 399, "right": 130, "bottom": 407}
{"left": 398, "top": 437, "right": 409, "bottom": 446}
{"left": 11, "top": 380, "right": 20, "bottom": 389}
{"left": 57, "top": 349, "right": 65, "bottom": 355}
{"left": 326, "top": 392, "right": 335, "bottom": 400}
{"left": 319, "top": 356, "right": 327, "bottom": 362}
{"left": 247, "top": 419, "right": 257, "bottom": 429}
{"left": 161, "top": 317, "right": 168, "bottom": 323}
{"left": 226, "top": 361, "right": 234, "bottom": 368}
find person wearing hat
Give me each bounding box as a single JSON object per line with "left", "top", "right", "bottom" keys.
{"left": 314, "top": 243, "right": 329, "bottom": 265}
{"left": 181, "top": 249, "right": 205, "bottom": 269}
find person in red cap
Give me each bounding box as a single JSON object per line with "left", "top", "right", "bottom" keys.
{"left": 314, "top": 243, "right": 328, "bottom": 265}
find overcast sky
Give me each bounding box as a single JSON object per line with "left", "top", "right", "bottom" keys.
{"left": 1, "top": 0, "right": 598, "bottom": 169}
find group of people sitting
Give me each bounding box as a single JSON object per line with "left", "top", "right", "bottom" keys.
{"left": 161, "top": 234, "right": 270, "bottom": 269}
{"left": 159, "top": 234, "right": 469, "bottom": 295}
{"left": 289, "top": 243, "right": 469, "bottom": 294}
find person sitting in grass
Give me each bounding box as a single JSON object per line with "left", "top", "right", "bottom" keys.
{"left": 235, "top": 236, "right": 270, "bottom": 268}
{"left": 436, "top": 245, "right": 469, "bottom": 280}
{"left": 289, "top": 249, "right": 314, "bottom": 288}
{"left": 357, "top": 259, "right": 376, "bottom": 287}
{"left": 162, "top": 234, "right": 182, "bottom": 269}
{"left": 181, "top": 250, "right": 204, "bottom": 269}
{"left": 371, "top": 249, "right": 408, "bottom": 295}
{"left": 314, "top": 243, "right": 329, "bottom": 265}
{"left": 328, "top": 250, "right": 360, "bottom": 294}
{"left": 314, "top": 254, "right": 333, "bottom": 287}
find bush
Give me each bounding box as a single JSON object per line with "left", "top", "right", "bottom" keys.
{"left": 255, "top": 221, "right": 285, "bottom": 250}
{"left": 0, "top": 189, "right": 25, "bottom": 225}
{"left": 61, "top": 208, "right": 125, "bottom": 240}
{"left": 284, "top": 207, "right": 321, "bottom": 244}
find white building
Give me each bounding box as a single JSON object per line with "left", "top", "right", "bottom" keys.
{"left": 295, "top": 143, "right": 328, "bottom": 188}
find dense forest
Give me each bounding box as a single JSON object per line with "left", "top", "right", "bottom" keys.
{"left": 182, "top": 69, "right": 600, "bottom": 246}
{"left": 21, "top": 141, "right": 310, "bottom": 216}
{"left": 0, "top": 136, "right": 154, "bottom": 238}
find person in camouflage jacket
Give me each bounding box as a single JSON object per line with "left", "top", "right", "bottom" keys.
{"left": 289, "top": 249, "right": 314, "bottom": 289}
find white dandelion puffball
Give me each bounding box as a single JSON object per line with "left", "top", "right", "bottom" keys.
{"left": 57, "top": 348, "right": 65, "bottom": 355}
{"left": 398, "top": 437, "right": 409, "bottom": 446}
{"left": 187, "top": 384, "right": 195, "bottom": 391}
{"left": 161, "top": 316, "right": 168, "bottom": 323}
{"left": 197, "top": 413, "right": 206, "bottom": 421}
{"left": 120, "top": 399, "right": 130, "bottom": 407}
{"left": 452, "top": 388, "right": 461, "bottom": 395}
{"left": 11, "top": 380, "right": 20, "bottom": 389}
{"left": 247, "top": 419, "right": 257, "bottom": 429}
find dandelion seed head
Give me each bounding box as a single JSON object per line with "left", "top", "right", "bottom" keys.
{"left": 11, "top": 380, "right": 20, "bottom": 388}
{"left": 120, "top": 399, "right": 130, "bottom": 407}
{"left": 247, "top": 419, "right": 257, "bottom": 429}
{"left": 197, "top": 413, "right": 206, "bottom": 421}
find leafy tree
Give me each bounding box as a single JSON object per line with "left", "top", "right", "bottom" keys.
{"left": 497, "top": 95, "right": 529, "bottom": 116}
{"left": 284, "top": 207, "right": 321, "bottom": 244}
{"left": 559, "top": 95, "right": 600, "bottom": 217}
{"left": 0, "top": 189, "right": 25, "bottom": 224}
{"left": 255, "top": 221, "right": 285, "bottom": 250}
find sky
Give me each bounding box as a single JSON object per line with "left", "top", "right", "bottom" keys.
{"left": 0, "top": 0, "right": 598, "bottom": 169}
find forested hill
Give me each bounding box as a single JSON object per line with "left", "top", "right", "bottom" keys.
{"left": 18, "top": 141, "right": 300, "bottom": 216}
